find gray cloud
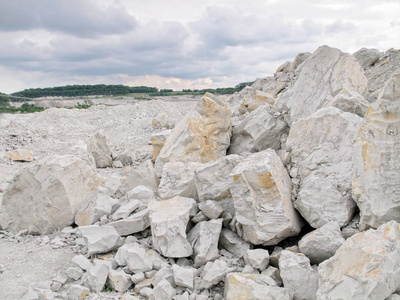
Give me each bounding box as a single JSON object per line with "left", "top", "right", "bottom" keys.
{"left": 0, "top": 0, "right": 137, "bottom": 37}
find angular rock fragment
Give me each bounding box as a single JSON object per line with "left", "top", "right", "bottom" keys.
{"left": 85, "top": 263, "right": 109, "bottom": 292}
{"left": 149, "top": 196, "right": 196, "bottom": 258}
{"left": 187, "top": 219, "right": 223, "bottom": 267}
{"left": 287, "top": 107, "right": 362, "bottom": 228}
{"left": 245, "top": 249, "right": 270, "bottom": 271}
{"left": 153, "top": 279, "right": 176, "bottom": 300}
{"left": 111, "top": 199, "right": 141, "bottom": 221}
{"left": 75, "top": 187, "right": 120, "bottom": 226}
{"left": 87, "top": 131, "right": 113, "bottom": 168}
{"left": 198, "top": 200, "right": 224, "bottom": 219}
{"left": 1, "top": 155, "right": 102, "bottom": 234}
{"left": 114, "top": 243, "right": 153, "bottom": 273}
{"left": 224, "top": 273, "right": 292, "bottom": 300}
{"left": 353, "top": 73, "right": 400, "bottom": 230}
{"left": 7, "top": 149, "right": 33, "bottom": 162}
{"left": 317, "top": 221, "right": 400, "bottom": 300}
{"left": 79, "top": 225, "right": 122, "bottom": 256}
{"left": 323, "top": 89, "right": 370, "bottom": 117}
{"left": 194, "top": 154, "right": 242, "bottom": 201}
{"left": 230, "top": 149, "right": 302, "bottom": 245}
{"left": 298, "top": 221, "right": 345, "bottom": 264}
{"left": 291, "top": 52, "right": 312, "bottom": 69}
{"left": 150, "top": 129, "right": 171, "bottom": 159}
{"left": 279, "top": 250, "right": 319, "bottom": 300}
{"left": 277, "top": 45, "right": 368, "bottom": 125}
{"left": 353, "top": 47, "right": 381, "bottom": 69}
{"left": 229, "top": 104, "right": 288, "bottom": 154}
{"left": 219, "top": 229, "right": 251, "bottom": 257}
{"left": 116, "top": 159, "right": 159, "bottom": 197}
{"left": 172, "top": 265, "right": 194, "bottom": 289}
{"left": 156, "top": 93, "right": 231, "bottom": 167}
{"left": 108, "top": 209, "right": 150, "bottom": 236}
{"left": 108, "top": 269, "right": 132, "bottom": 292}
{"left": 158, "top": 161, "right": 200, "bottom": 200}
{"left": 199, "top": 259, "right": 228, "bottom": 289}
{"left": 238, "top": 90, "right": 276, "bottom": 114}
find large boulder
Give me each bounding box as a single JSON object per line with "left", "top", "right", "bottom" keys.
{"left": 148, "top": 196, "right": 197, "bottom": 258}
{"left": 317, "top": 221, "right": 400, "bottom": 300}
{"left": 224, "top": 273, "right": 293, "bottom": 300}
{"left": 353, "top": 73, "right": 400, "bottom": 230}
{"left": 229, "top": 103, "right": 288, "bottom": 155}
{"left": 277, "top": 45, "right": 368, "bottom": 125}
{"left": 229, "top": 149, "right": 302, "bottom": 245}
{"left": 279, "top": 250, "right": 319, "bottom": 300}
{"left": 1, "top": 155, "right": 102, "bottom": 234}
{"left": 287, "top": 107, "right": 362, "bottom": 228}
{"left": 194, "top": 154, "right": 242, "bottom": 201}
{"left": 158, "top": 161, "right": 200, "bottom": 200}
{"left": 87, "top": 131, "right": 113, "bottom": 168}
{"left": 156, "top": 93, "right": 231, "bottom": 168}
{"left": 353, "top": 48, "right": 381, "bottom": 70}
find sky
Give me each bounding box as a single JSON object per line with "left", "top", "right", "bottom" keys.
{"left": 0, "top": 0, "right": 399, "bottom": 94}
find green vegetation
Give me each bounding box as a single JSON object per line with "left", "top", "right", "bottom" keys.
{"left": 0, "top": 102, "right": 45, "bottom": 114}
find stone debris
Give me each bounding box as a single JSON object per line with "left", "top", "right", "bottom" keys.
{"left": 7, "top": 149, "right": 33, "bottom": 162}
{"left": 2, "top": 45, "right": 400, "bottom": 300}
{"left": 298, "top": 221, "right": 345, "bottom": 264}
{"left": 149, "top": 196, "right": 197, "bottom": 258}
{"left": 230, "top": 149, "right": 302, "bottom": 245}
{"left": 87, "top": 131, "right": 113, "bottom": 168}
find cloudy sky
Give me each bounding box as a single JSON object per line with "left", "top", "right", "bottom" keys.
{"left": 0, "top": 0, "right": 399, "bottom": 94}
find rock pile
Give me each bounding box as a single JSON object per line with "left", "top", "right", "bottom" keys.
{"left": 1, "top": 45, "right": 400, "bottom": 300}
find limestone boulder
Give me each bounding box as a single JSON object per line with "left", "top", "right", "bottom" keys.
{"left": 238, "top": 90, "right": 275, "bottom": 114}
{"left": 287, "top": 107, "right": 362, "bottom": 228}
{"left": 150, "top": 129, "right": 171, "bottom": 159}
{"left": 78, "top": 225, "right": 123, "bottom": 256}
{"left": 229, "top": 104, "right": 288, "bottom": 155}
{"left": 8, "top": 149, "right": 33, "bottom": 162}
{"left": 291, "top": 52, "right": 312, "bottom": 69}
{"left": 279, "top": 250, "right": 319, "bottom": 300}
{"left": 158, "top": 162, "right": 200, "bottom": 200}
{"left": 87, "top": 131, "right": 113, "bottom": 168}
{"left": 277, "top": 45, "right": 368, "bottom": 125}
{"left": 1, "top": 155, "right": 102, "bottom": 234}
{"left": 116, "top": 159, "right": 159, "bottom": 198}
{"left": 298, "top": 221, "right": 345, "bottom": 265}
{"left": 187, "top": 219, "right": 223, "bottom": 267}
{"left": 224, "top": 273, "right": 292, "bottom": 300}
{"left": 156, "top": 93, "right": 231, "bottom": 168}
{"left": 149, "top": 196, "right": 197, "bottom": 258}
{"left": 75, "top": 187, "right": 120, "bottom": 226}
{"left": 229, "top": 149, "right": 302, "bottom": 245}
{"left": 353, "top": 73, "right": 400, "bottom": 230}
{"left": 317, "top": 221, "right": 400, "bottom": 300}
{"left": 108, "top": 209, "right": 150, "bottom": 236}
{"left": 353, "top": 47, "right": 381, "bottom": 69}
{"left": 322, "top": 89, "right": 370, "bottom": 118}
{"left": 194, "top": 154, "right": 242, "bottom": 201}
{"left": 115, "top": 243, "right": 153, "bottom": 273}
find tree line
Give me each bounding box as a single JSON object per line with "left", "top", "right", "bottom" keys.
{"left": 10, "top": 82, "right": 254, "bottom": 99}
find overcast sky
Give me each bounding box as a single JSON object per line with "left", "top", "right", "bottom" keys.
{"left": 0, "top": 0, "right": 399, "bottom": 94}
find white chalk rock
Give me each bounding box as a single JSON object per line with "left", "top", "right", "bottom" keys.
{"left": 68, "top": 285, "right": 90, "bottom": 300}
{"left": 125, "top": 185, "right": 156, "bottom": 205}
{"left": 153, "top": 279, "right": 176, "bottom": 300}
{"left": 8, "top": 149, "right": 33, "bottom": 162}
{"left": 151, "top": 129, "right": 172, "bottom": 159}
{"left": 230, "top": 149, "right": 302, "bottom": 245}
{"left": 1, "top": 155, "right": 102, "bottom": 234}
{"left": 298, "top": 221, "right": 345, "bottom": 265}
{"left": 156, "top": 93, "right": 231, "bottom": 167}
{"left": 224, "top": 273, "right": 292, "bottom": 300}
{"left": 317, "top": 221, "right": 400, "bottom": 300}
{"left": 198, "top": 200, "right": 224, "bottom": 219}
{"left": 238, "top": 90, "right": 276, "bottom": 114}
{"left": 172, "top": 264, "right": 194, "bottom": 289}
{"left": 152, "top": 112, "right": 176, "bottom": 129}
{"left": 111, "top": 199, "right": 141, "bottom": 221}
{"left": 108, "top": 209, "right": 150, "bottom": 236}
{"left": 219, "top": 229, "right": 251, "bottom": 257}
{"left": 116, "top": 160, "right": 159, "bottom": 197}
{"left": 277, "top": 45, "right": 368, "bottom": 125}
{"left": 229, "top": 103, "right": 288, "bottom": 154}
{"left": 149, "top": 196, "right": 196, "bottom": 258}
{"left": 87, "top": 131, "right": 113, "bottom": 168}
{"left": 194, "top": 154, "right": 242, "bottom": 201}
{"left": 353, "top": 73, "right": 400, "bottom": 230}
{"left": 199, "top": 259, "right": 228, "bottom": 289}
{"left": 71, "top": 254, "right": 92, "bottom": 271}
{"left": 75, "top": 187, "right": 120, "bottom": 226}
{"left": 158, "top": 161, "right": 200, "bottom": 200}
{"left": 353, "top": 47, "right": 381, "bottom": 69}
{"left": 85, "top": 263, "right": 109, "bottom": 293}
{"left": 323, "top": 89, "right": 370, "bottom": 118}
{"left": 79, "top": 225, "right": 122, "bottom": 256}
{"left": 279, "top": 250, "right": 319, "bottom": 300}
{"left": 108, "top": 269, "right": 132, "bottom": 293}
{"left": 115, "top": 243, "right": 153, "bottom": 273}
{"left": 287, "top": 107, "right": 362, "bottom": 228}
{"left": 187, "top": 219, "right": 223, "bottom": 267}
{"left": 292, "top": 52, "right": 312, "bottom": 69}
{"left": 245, "top": 249, "right": 270, "bottom": 271}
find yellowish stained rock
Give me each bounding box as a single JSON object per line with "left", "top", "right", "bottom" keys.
{"left": 8, "top": 149, "right": 33, "bottom": 161}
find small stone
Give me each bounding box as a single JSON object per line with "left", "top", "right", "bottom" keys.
{"left": 199, "top": 259, "right": 228, "bottom": 289}
{"left": 78, "top": 225, "right": 123, "bottom": 256}
{"left": 153, "top": 279, "right": 177, "bottom": 300}
{"left": 8, "top": 149, "right": 33, "bottom": 162}
{"left": 245, "top": 249, "right": 270, "bottom": 271}
{"left": 172, "top": 265, "right": 194, "bottom": 289}
{"left": 71, "top": 254, "right": 92, "bottom": 271}
{"left": 198, "top": 200, "right": 224, "bottom": 219}
{"left": 130, "top": 272, "right": 145, "bottom": 284}
{"left": 108, "top": 269, "right": 132, "bottom": 293}
{"left": 68, "top": 284, "right": 90, "bottom": 300}
{"left": 85, "top": 263, "right": 109, "bottom": 293}
{"left": 65, "top": 267, "right": 84, "bottom": 281}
